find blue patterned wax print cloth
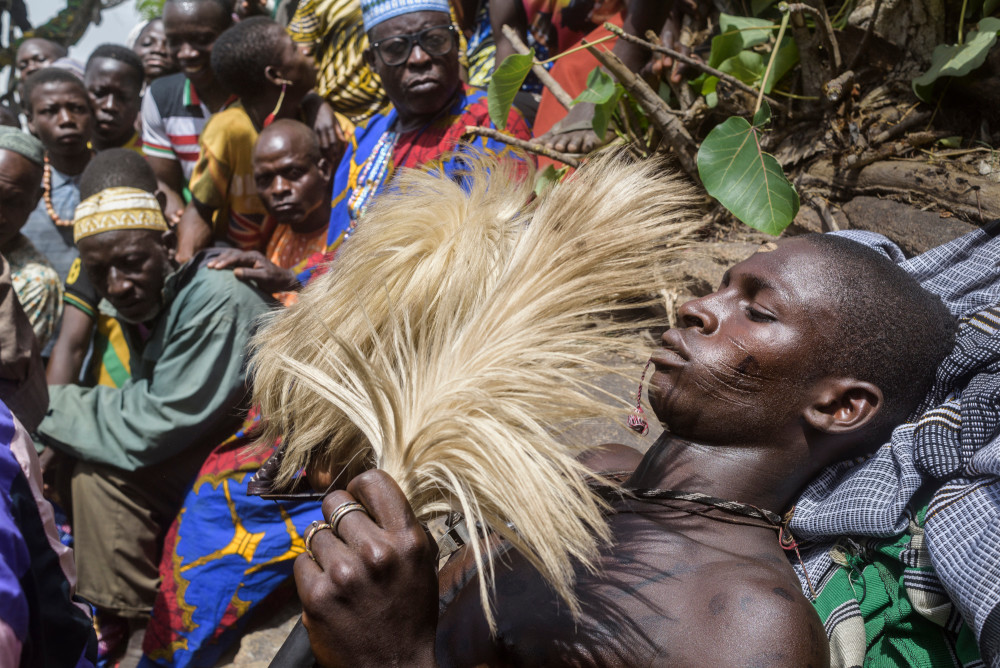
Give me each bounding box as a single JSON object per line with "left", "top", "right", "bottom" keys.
{"left": 140, "top": 419, "right": 320, "bottom": 668}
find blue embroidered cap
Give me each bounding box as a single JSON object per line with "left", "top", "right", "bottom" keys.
{"left": 360, "top": 0, "right": 451, "bottom": 32}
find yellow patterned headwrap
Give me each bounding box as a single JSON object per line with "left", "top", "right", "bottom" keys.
{"left": 73, "top": 187, "right": 169, "bottom": 243}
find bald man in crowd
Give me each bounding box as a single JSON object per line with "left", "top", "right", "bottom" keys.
{"left": 207, "top": 120, "right": 332, "bottom": 304}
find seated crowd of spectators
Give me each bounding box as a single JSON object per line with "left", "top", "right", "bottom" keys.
{"left": 0, "top": 0, "right": 571, "bottom": 663}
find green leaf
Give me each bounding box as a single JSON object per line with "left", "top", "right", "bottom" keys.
{"left": 136, "top": 0, "right": 166, "bottom": 20}
{"left": 697, "top": 115, "right": 800, "bottom": 235}
{"left": 752, "top": 0, "right": 778, "bottom": 15}
{"left": 694, "top": 75, "right": 719, "bottom": 108}
{"left": 938, "top": 136, "right": 963, "bottom": 148}
{"left": 753, "top": 101, "right": 771, "bottom": 127}
{"left": 987, "top": 0, "right": 1000, "bottom": 16}
{"left": 573, "top": 68, "right": 617, "bottom": 105}
{"left": 912, "top": 17, "right": 1000, "bottom": 102}
{"left": 591, "top": 84, "right": 624, "bottom": 138}
{"left": 534, "top": 164, "right": 569, "bottom": 197}
{"left": 658, "top": 80, "right": 673, "bottom": 104}
{"left": 708, "top": 13, "right": 774, "bottom": 68}
{"left": 488, "top": 52, "right": 534, "bottom": 130}
{"left": 718, "top": 50, "right": 766, "bottom": 85}
{"left": 762, "top": 36, "right": 799, "bottom": 93}
{"left": 574, "top": 70, "right": 623, "bottom": 136}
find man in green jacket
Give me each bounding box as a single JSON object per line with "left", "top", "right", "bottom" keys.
{"left": 35, "top": 149, "right": 273, "bottom": 646}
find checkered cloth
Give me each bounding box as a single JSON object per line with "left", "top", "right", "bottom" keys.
{"left": 789, "top": 224, "right": 1000, "bottom": 666}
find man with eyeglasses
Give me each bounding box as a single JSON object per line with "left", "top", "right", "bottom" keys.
{"left": 305, "top": 0, "right": 534, "bottom": 275}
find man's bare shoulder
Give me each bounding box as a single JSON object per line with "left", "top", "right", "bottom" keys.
{"left": 438, "top": 511, "right": 829, "bottom": 667}
{"left": 667, "top": 561, "right": 829, "bottom": 668}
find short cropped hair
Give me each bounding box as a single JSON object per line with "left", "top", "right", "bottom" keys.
{"left": 210, "top": 17, "right": 285, "bottom": 99}
{"left": 257, "top": 119, "right": 323, "bottom": 162}
{"left": 22, "top": 67, "right": 89, "bottom": 114}
{"left": 86, "top": 44, "right": 145, "bottom": 89}
{"left": 163, "top": 0, "right": 233, "bottom": 25}
{"left": 0, "top": 104, "right": 18, "bottom": 128}
{"left": 803, "top": 234, "right": 956, "bottom": 435}
{"left": 79, "top": 149, "right": 158, "bottom": 199}
{"left": 17, "top": 38, "right": 67, "bottom": 61}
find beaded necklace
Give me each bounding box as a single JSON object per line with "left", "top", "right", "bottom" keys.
{"left": 43, "top": 154, "right": 74, "bottom": 227}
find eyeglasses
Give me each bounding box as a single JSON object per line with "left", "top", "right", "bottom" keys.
{"left": 370, "top": 24, "right": 457, "bottom": 67}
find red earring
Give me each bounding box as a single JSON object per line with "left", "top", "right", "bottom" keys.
{"left": 626, "top": 360, "right": 652, "bottom": 435}
{"left": 263, "top": 82, "right": 288, "bottom": 128}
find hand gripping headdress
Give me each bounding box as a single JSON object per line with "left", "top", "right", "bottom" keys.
{"left": 249, "top": 151, "right": 702, "bottom": 628}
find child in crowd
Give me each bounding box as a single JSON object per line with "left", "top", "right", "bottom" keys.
{"left": 141, "top": 0, "right": 234, "bottom": 218}
{"left": 20, "top": 67, "right": 94, "bottom": 282}
{"left": 84, "top": 45, "right": 145, "bottom": 153}
{"left": 174, "top": 17, "right": 325, "bottom": 262}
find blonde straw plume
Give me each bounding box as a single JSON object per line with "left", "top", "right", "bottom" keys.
{"left": 249, "top": 150, "right": 703, "bottom": 628}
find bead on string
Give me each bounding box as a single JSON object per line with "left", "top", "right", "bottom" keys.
{"left": 626, "top": 359, "right": 652, "bottom": 435}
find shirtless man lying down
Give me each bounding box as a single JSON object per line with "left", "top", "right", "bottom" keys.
{"left": 290, "top": 233, "right": 955, "bottom": 666}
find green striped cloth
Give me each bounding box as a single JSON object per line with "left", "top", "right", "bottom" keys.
{"left": 809, "top": 492, "right": 983, "bottom": 667}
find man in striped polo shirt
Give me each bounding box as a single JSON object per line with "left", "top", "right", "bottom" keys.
{"left": 140, "top": 0, "right": 233, "bottom": 220}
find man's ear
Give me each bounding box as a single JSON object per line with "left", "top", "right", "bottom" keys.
{"left": 155, "top": 190, "right": 168, "bottom": 216}
{"left": 161, "top": 227, "right": 178, "bottom": 263}
{"left": 803, "top": 378, "right": 883, "bottom": 434}
{"left": 363, "top": 48, "right": 375, "bottom": 69}
{"left": 317, "top": 156, "right": 332, "bottom": 182}
{"left": 263, "top": 65, "right": 293, "bottom": 87}
{"left": 29, "top": 181, "right": 43, "bottom": 210}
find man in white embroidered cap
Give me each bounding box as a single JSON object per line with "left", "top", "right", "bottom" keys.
{"left": 34, "top": 148, "right": 272, "bottom": 656}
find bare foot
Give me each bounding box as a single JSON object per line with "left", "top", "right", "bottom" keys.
{"left": 538, "top": 101, "right": 608, "bottom": 154}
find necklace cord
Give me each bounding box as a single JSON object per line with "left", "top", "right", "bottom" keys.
{"left": 594, "top": 485, "right": 816, "bottom": 597}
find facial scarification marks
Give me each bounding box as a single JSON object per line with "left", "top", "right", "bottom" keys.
{"left": 709, "top": 592, "right": 726, "bottom": 616}
{"left": 735, "top": 354, "right": 760, "bottom": 377}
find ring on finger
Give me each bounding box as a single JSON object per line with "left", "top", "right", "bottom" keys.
{"left": 304, "top": 520, "right": 332, "bottom": 561}
{"left": 328, "top": 501, "right": 371, "bottom": 538}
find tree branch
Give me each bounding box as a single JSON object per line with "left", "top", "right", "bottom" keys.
{"left": 500, "top": 24, "right": 575, "bottom": 110}
{"left": 582, "top": 40, "right": 700, "bottom": 178}
{"left": 604, "top": 23, "right": 788, "bottom": 114}
{"left": 785, "top": 3, "right": 841, "bottom": 71}
{"left": 847, "top": 0, "right": 884, "bottom": 72}
{"left": 462, "top": 126, "right": 581, "bottom": 167}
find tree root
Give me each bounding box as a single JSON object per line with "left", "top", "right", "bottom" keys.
{"left": 800, "top": 159, "right": 1000, "bottom": 223}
